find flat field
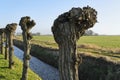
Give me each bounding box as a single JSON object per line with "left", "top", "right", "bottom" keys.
{"left": 31, "top": 35, "right": 120, "bottom": 48}
{"left": 78, "top": 36, "right": 120, "bottom": 48}
{"left": 16, "top": 35, "right": 120, "bottom": 61}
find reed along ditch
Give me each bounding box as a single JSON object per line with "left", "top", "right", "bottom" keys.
{"left": 14, "top": 39, "right": 120, "bottom": 80}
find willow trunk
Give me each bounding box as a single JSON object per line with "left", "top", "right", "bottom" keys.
{"left": 57, "top": 23, "right": 79, "bottom": 80}
{"left": 5, "top": 34, "right": 8, "bottom": 60}
{"left": 21, "top": 31, "right": 30, "bottom": 80}
{"left": 1, "top": 33, "right": 4, "bottom": 54}
{"left": 8, "top": 33, "right": 14, "bottom": 69}
{"left": 58, "top": 39, "right": 79, "bottom": 80}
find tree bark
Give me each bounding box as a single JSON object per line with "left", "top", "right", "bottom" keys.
{"left": 8, "top": 33, "right": 14, "bottom": 69}
{"left": 59, "top": 42, "right": 80, "bottom": 80}
{"left": 21, "top": 31, "right": 30, "bottom": 80}
{"left": 56, "top": 22, "right": 80, "bottom": 80}
{"left": 5, "top": 34, "right": 8, "bottom": 60}
{"left": 1, "top": 33, "right": 4, "bottom": 54}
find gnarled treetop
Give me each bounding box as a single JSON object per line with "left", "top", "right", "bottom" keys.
{"left": 19, "top": 16, "right": 36, "bottom": 31}
{"left": 5, "top": 23, "right": 17, "bottom": 33}
{"left": 52, "top": 6, "right": 97, "bottom": 43}
{"left": 0, "top": 28, "right": 5, "bottom": 34}
{"left": 53, "top": 6, "right": 97, "bottom": 29}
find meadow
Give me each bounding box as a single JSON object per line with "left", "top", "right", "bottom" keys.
{"left": 30, "top": 36, "right": 120, "bottom": 61}
{"left": 78, "top": 36, "right": 120, "bottom": 48}
{"left": 16, "top": 35, "right": 120, "bottom": 62}
{"left": 31, "top": 35, "right": 120, "bottom": 48}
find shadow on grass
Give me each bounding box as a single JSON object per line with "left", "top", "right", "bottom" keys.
{"left": 0, "top": 58, "right": 4, "bottom": 59}
{"left": 111, "top": 55, "right": 120, "bottom": 58}
{"left": 0, "top": 67, "right": 8, "bottom": 69}
{"left": 0, "top": 75, "right": 5, "bottom": 79}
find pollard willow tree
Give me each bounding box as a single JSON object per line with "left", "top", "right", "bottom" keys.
{"left": 19, "top": 16, "right": 36, "bottom": 80}
{"left": 5, "top": 23, "right": 17, "bottom": 69}
{"left": 4, "top": 28, "right": 9, "bottom": 60}
{"left": 0, "top": 28, "right": 8, "bottom": 60}
{"left": 52, "top": 6, "right": 97, "bottom": 80}
{"left": 0, "top": 28, "right": 4, "bottom": 55}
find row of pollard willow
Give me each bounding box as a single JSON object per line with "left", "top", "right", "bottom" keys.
{"left": 0, "top": 24, "right": 17, "bottom": 69}
{"left": 0, "top": 6, "right": 97, "bottom": 80}
{"left": 0, "top": 16, "right": 35, "bottom": 80}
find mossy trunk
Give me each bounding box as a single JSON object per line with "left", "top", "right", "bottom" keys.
{"left": 0, "top": 35, "right": 1, "bottom": 54}
{"left": 59, "top": 42, "right": 80, "bottom": 80}
{"left": 5, "top": 34, "right": 8, "bottom": 60}
{"left": 5, "top": 23, "right": 17, "bottom": 68}
{"left": 8, "top": 33, "right": 14, "bottom": 69}
{"left": 21, "top": 31, "right": 31, "bottom": 80}
{"left": 52, "top": 21, "right": 82, "bottom": 80}
{"left": 19, "top": 16, "right": 35, "bottom": 80}
{"left": 1, "top": 33, "right": 4, "bottom": 54}
{"left": 57, "top": 23, "right": 80, "bottom": 80}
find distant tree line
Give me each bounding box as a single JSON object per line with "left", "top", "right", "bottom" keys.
{"left": 16, "top": 30, "right": 98, "bottom": 36}
{"left": 84, "top": 30, "right": 98, "bottom": 36}
{"left": 16, "top": 32, "right": 40, "bottom": 36}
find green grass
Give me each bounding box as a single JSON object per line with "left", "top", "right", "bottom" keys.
{"left": 0, "top": 54, "right": 42, "bottom": 80}
{"left": 16, "top": 35, "right": 120, "bottom": 49}
{"left": 78, "top": 36, "right": 120, "bottom": 48}
{"left": 17, "top": 35, "right": 58, "bottom": 48}
{"left": 15, "top": 35, "right": 120, "bottom": 62}
{"left": 33, "top": 35, "right": 120, "bottom": 48}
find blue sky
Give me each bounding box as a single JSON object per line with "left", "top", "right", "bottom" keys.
{"left": 0, "top": 0, "right": 120, "bottom": 35}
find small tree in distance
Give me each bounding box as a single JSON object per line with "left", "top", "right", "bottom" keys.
{"left": 52, "top": 6, "right": 97, "bottom": 80}
{"left": 19, "top": 16, "right": 36, "bottom": 80}
{"left": 84, "top": 30, "right": 98, "bottom": 36}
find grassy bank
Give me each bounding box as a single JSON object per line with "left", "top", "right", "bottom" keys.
{"left": 0, "top": 54, "right": 42, "bottom": 80}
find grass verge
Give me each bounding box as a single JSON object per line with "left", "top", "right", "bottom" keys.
{"left": 0, "top": 54, "right": 42, "bottom": 80}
